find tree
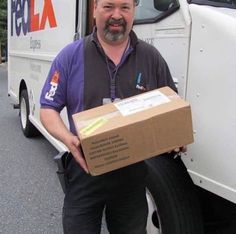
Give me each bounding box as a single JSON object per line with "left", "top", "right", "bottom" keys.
{"left": 0, "top": 0, "right": 7, "bottom": 62}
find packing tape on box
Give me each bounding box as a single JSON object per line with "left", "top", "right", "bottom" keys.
{"left": 77, "top": 111, "right": 120, "bottom": 136}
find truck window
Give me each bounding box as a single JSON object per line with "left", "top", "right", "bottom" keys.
{"left": 134, "top": 0, "right": 179, "bottom": 24}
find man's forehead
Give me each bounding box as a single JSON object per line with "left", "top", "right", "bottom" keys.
{"left": 97, "top": 0, "right": 134, "bottom": 5}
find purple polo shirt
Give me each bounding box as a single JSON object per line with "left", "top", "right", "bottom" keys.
{"left": 40, "top": 39, "right": 85, "bottom": 134}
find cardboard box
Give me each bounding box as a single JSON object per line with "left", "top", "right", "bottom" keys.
{"left": 73, "top": 87, "right": 193, "bottom": 176}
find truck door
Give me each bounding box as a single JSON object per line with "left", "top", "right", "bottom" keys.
{"left": 75, "top": 0, "right": 95, "bottom": 39}
{"left": 185, "top": 0, "right": 236, "bottom": 203}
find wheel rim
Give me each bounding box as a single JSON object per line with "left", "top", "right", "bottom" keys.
{"left": 146, "top": 189, "right": 162, "bottom": 234}
{"left": 20, "top": 97, "right": 27, "bottom": 129}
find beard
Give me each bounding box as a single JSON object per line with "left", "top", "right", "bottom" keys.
{"left": 103, "top": 18, "right": 127, "bottom": 42}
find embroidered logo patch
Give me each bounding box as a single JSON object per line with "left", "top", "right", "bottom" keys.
{"left": 45, "top": 70, "right": 60, "bottom": 101}
{"left": 136, "top": 72, "right": 146, "bottom": 91}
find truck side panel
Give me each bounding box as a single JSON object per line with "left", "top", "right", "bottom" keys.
{"left": 8, "top": 0, "right": 77, "bottom": 151}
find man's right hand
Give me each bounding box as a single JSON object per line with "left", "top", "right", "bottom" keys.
{"left": 65, "top": 135, "right": 89, "bottom": 174}
{"left": 40, "top": 108, "right": 89, "bottom": 174}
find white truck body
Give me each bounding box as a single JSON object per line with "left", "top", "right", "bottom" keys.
{"left": 8, "top": 0, "right": 236, "bottom": 211}
{"left": 8, "top": 0, "right": 77, "bottom": 150}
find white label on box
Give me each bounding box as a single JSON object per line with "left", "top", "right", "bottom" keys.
{"left": 114, "top": 90, "right": 170, "bottom": 116}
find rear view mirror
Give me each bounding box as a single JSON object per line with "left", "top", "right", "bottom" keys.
{"left": 154, "top": 0, "right": 175, "bottom": 11}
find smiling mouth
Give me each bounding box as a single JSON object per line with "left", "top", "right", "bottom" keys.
{"left": 107, "top": 18, "right": 125, "bottom": 29}
{"left": 108, "top": 24, "right": 123, "bottom": 30}
{"left": 110, "top": 23, "right": 122, "bottom": 26}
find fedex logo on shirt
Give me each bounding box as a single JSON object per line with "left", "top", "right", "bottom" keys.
{"left": 45, "top": 70, "right": 60, "bottom": 101}
{"left": 11, "top": 0, "right": 57, "bottom": 36}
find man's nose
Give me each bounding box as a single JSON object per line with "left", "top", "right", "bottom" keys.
{"left": 111, "top": 7, "right": 122, "bottom": 19}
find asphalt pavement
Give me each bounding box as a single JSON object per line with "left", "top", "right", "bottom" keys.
{"left": 0, "top": 63, "right": 63, "bottom": 233}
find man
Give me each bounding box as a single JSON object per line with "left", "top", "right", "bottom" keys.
{"left": 40, "top": 0, "right": 177, "bottom": 233}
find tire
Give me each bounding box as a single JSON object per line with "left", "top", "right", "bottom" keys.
{"left": 20, "top": 89, "right": 39, "bottom": 137}
{"left": 145, "top": 154, "right": 204, "bottom": 234}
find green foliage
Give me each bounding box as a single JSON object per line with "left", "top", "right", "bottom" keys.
{"left": 0, "top": 0, "right": 7, "bottom": 47}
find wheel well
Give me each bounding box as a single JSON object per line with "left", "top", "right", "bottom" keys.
{"left": 19, "top": 80, "right": 27, "bottom": 100}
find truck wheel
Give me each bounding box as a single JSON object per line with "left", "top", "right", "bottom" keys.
{"left": 145, "top": 154, "right": 204, "bottom": 234}
{"left": 20, "top": 89, "right": 39, "bottom": 137}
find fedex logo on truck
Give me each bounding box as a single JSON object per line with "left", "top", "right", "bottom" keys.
{"left": 11, "top": 0, "right": 57, "bottom": 36}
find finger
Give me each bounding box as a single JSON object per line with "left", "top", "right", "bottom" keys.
{"left": 70, "top": 144, "right": 89, "bottom": 174}
{"left": 174, "top": 148, "right": 180, "bottom": 152}
{"left": 180, "top": 146, "right": 187, "bottom": 152}
{"left": 167, "top": 148, "right": 179, "bottom": 153}
{"left": 74, "top": 153, "right": 89, "bottom": 174}
{"left": 78, "top": 146, "right": 89, "bottom": 173}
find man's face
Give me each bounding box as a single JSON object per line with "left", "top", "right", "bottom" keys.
{"left": 94, "top": 0, "right": 135, "bottom": 44}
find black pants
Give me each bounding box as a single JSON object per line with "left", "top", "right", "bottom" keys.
{"left": 63, "top": 156, "right": 148, "bottom": 234}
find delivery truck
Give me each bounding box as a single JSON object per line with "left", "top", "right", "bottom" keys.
{"left": 8, "top": 0, "right": 236, "bottom": 233}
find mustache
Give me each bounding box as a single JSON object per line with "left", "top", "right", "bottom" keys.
{"left": 106, "top": 18, "right": 126, "bottom": 27}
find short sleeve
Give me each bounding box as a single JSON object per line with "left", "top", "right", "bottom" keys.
{"left": 40, "top": 57, "right": 67, "bottom": 112}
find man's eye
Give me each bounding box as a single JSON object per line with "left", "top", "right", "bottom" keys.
{"left": 104, "top": 5, "right": 112, "bottom": 9}
{"left": 122, "top": 6, "right": 130, "bottom": 10}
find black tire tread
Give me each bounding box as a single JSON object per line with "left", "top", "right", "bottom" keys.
{"left": 146, "top": 154, "right": 204, "bottom": 234}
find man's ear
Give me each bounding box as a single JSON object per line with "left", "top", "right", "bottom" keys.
{"left": 93, "top": 0, "right": 97, "bottom": 19}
